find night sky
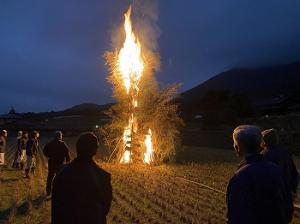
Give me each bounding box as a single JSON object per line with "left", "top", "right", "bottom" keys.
{"left": 1, "top": 0, "right": 300, "bottom": 113}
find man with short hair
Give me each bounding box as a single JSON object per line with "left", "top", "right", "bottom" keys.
{"left": 52, "top": 132, "right": 112, "bottom": 224}
{"left": 44, "top": 131, "right": 70, "bottom": 195}
{"left": 227, "top": 125, "right": 293, "bottom": 224}
{"left": 25, "top": 131, "right": 39, "bottom": 178}
{"left": 261, "top": 128, "right": 299, "bottom": 197}
{"left": 0, "top": 130, "right": 8, "bottom": 166}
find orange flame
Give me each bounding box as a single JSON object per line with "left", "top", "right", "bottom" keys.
{"left": 118, "top": 6, "right": 144, "bottom": 94}
{"left": 144, "top": 129, "right": 154, "bottom": 164}
{"left": 120, "top": 114, "right": 133, "bottom": 163}
{"left": 118, "top": 6, "right": 153, "bottom": 164}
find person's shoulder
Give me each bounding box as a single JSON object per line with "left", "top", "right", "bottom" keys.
{"left": 263, "top": 146, "right": 284, "bottom": 155}
{"left": 58, "top": 140, "right": 68, "bottom": 147}
{"left": 233, "top": 161, "right": 265, "bottom": 181}
{"left": 228, "top": 168, "right": 250, "bottom": 191}
{"left": 250, "top": 159, "right": 283, "bottom": 177}
{"left": 229, "top": 161, "right": 271, "bottom": 188}
{"left": 54, "top": 161, "right": 76, "bottom": 180}
{"left": 91, "top": 161, "right": 111, "bottom": 179}
{"left": 235, "top": 163, "right": 252, "bottom": 176}
{"left": 261, "top": 148, "right": 269, "bottom": 155}
{"left": 276, "top": 146, "right": 291, "bottom": 157}
{"left": 263, "top": 160, "right": 282, "bottom": 172}
{"left": 44, "top": 140, "right": 53, "bottom": 147}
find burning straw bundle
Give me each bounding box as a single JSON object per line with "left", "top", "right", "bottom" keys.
{"left": 102, "top": 6, "right": 183, "bottom": 164}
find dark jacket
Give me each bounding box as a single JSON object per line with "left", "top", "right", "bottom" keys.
{"left": 52, "top": 158, "right": 112, "bottom": 224}
{"left": 26, "top": 138, "right": 38, "bottom": 157}
{"left": 227, "top": 154, "right": 293, "bottom": 224}
{"left": 0, "top": 136, "right": 6, "bottom": 153}
{"left": 18, "top": 137, "right": 27, "bottom": 152}
{"left": 43, "top": 139, "right": 70, "bottom": 170}
{"left": 262, "top": 146, "right": 299, "bottom": 194}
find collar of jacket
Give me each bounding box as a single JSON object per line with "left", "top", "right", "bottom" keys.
{"left": 238, "top": 153, "right": 264, "bottom": 170}
{"left": 74, "top": 157, "right": 94, "bottom": 163}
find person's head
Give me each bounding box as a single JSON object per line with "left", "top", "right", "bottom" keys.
{"left": 1, "top": 130, "right": 7, "bottom": 138}
{"left": 17, "top": 131, "right": 23, "bottom": 138}
{"left": 261, "top": 128, "right": 279, "bottom": 148}
{"left": 55, "top": 131, "right": 63, "bottom": 141}
{"left": 30, "top": 131, "right": 38, "bottom": 139}
{"left": 22, "top": 132, "right": 28, "bottom": 139}
{"left": 233, "top": 125, "right": 262, "bottom": 157}
{"left": 76, "top": 132, "right": 99, "bottom": 159}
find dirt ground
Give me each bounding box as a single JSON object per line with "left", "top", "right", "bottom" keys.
{"left": 1, "top": 138, "right": 300, "bottom": 224}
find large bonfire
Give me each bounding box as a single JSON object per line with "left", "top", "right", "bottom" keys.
{"left": 103, "top": 5, "right": 183, "bottom": 164}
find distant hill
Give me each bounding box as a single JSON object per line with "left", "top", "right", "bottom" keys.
{"left": 0, "top": 103, "right": 114, "bottom": 130}
{"left": 61, "top": 103, "right": 113, "bottom": 116}
{"left": 179, "top": 62, "right": 300, "bottom": 117}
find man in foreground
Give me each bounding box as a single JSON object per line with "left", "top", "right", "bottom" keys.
{"left": 227, "top": 125, "right": 293, "bottom": 224}
{"left": 261, "top": 128, "right": 299, "bottom": 198}
{"left": 52, "top": 132, "right": 112, "bottom": 224}
{"left": 43, "top": 131, "right": 70, "bottom": 196}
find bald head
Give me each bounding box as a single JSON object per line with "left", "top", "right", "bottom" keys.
{"left": 233, "top": 125, "right": 262, "bottom": 157}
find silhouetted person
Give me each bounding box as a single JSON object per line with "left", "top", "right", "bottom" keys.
{"left": 52, "top": 132, "right": 112, "bottom": 224}
{"left": 18, "top": 132, "right": 28, "bottom": 170}
{"left": 0, "top": 130, "right": 7, "bottom": 166}
{"left": 12, "top": 131, "right": 23, "bottom": 168}
{"left": 227, "top": 125, "right": 293, "bottom": 224}
{"left": 25, "top": 131, "right": 39, "bottom": 178}
{"left": 261, "top": 128, "right": 299, "bottom": 198}
{"left": 44, "top": 131, "right": 70, "bottom": 195}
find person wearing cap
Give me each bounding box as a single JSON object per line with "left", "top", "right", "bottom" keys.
{"left": 261, "top": 128, "right": 299, "bottom": 197}
{"left": 0, "top": 130, "right": 8, "bottom": 166}
{"left": 227, "top": 125, "right": 293, "bottom": 224}
{"left": 52, "top": 132, "right": 112, "bottom": 224}
{"left": 12, "top": 131, "right": 23, "bottom": 168}
{"left": 43, "top": 131, "right": 70, "bottom": 195}
{"left": 25, "top": 131, "right": 39, "bottom": 178}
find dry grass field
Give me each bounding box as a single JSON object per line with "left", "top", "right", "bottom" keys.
{"left": 1, "top": 137, "right": 300, "bottom": 224}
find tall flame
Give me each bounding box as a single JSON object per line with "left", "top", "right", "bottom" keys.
{"left": 118, "top": 6, "right": 144, "bottom": 94}
{"left": 120, "top": 114, "right": 133, "bottom": 163}
{"left": 118, "top": 6, "right": 154, "bottom": 164}
{"left": 144, "top": 129, "right": 154, "bottom": 164}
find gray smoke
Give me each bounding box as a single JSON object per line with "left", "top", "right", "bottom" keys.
{"left": 109, "top": 0, "right": 160, "bottom": 53}
{"left": 132, "top": 0, "right": 161, "bottom": 52}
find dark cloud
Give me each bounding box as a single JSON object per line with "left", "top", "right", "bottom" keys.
{"left": 0, "top": 0, "right": 300, "bottom": 112}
